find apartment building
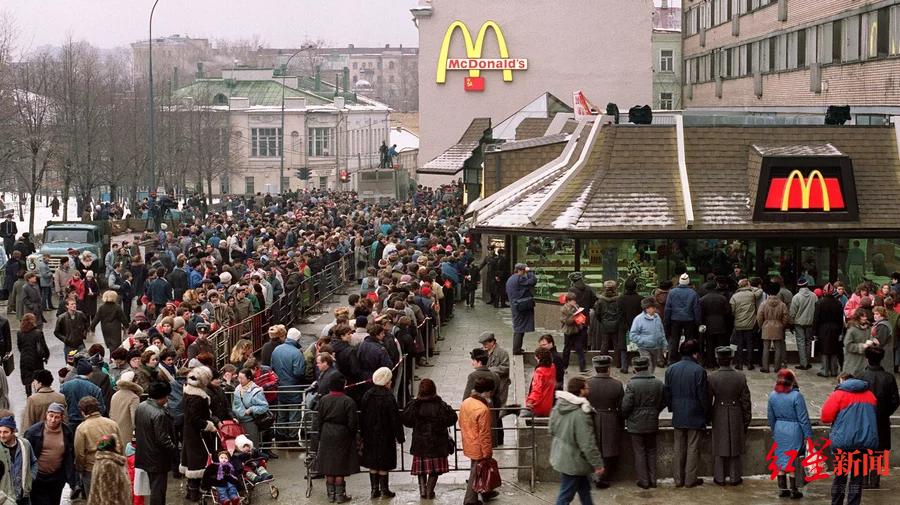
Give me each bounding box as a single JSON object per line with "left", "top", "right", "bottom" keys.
{"left": 682, "top": 0, "right": 900, "bottom": 122}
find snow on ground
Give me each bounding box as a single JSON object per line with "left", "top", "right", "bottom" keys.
{"left": 3, "top": 196, "right": 81, "bottom": 238}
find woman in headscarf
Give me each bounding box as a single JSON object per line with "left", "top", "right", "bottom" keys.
{"left": 360, "top": 367, "right": 405, "bottom": 499}
{"left": 16, "top": 313, "right": 48, "bottom": 397}
{"left": 766, "top": 369, "right": 812, "bottom": 499}
{"left": 82, "top": 270, "right": 100, "bottom": 321}
{"left": 315, "top": 378, "right": 358, "bottom": 503}
{"left": 87, "top": 434, "right": 132, "bottom": 505}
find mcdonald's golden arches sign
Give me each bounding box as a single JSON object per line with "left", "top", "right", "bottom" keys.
{"left": 754, "top": 154, "right": 858, "bottom": 222}
{"left": 436, "top": 20, "right": 528, "bottom": 91}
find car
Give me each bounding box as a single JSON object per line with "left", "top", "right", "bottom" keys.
{"left": 27, "top": 221, "right": 111, "bottom": 273}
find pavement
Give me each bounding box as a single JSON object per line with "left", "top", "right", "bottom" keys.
{"left": 4, "top": 290, "right": 899, "bottom": 504}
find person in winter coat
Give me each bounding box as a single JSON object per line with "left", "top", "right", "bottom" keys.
{"left": 708, "top": 347, "right": 751, "bottom": 486}
{"left": 400, "top": 378, "right": 457, "bottom": 499}
{"left": 200, "top": 451, "right": 243, "bottom": 505}
{"left": 843, "top": 283, "right": 873, "bottom": 320}
{"left": 871, "top": 306, "right": 894, "bottom": 371}
{"left": 699, "top": 279, "right": 732, "bottom": 367}
{"left": 481, "top": 332, "right": 511, "bottom": 419}
{"left": 54, "top": 298, "right": 90, "bottom": 358}
{"left": 788, "top": 279, "right": 817, "bottom": 370}
{"left": 134, "top": 382, "right": 177, "bottom": 505}
{"left": 548, "top": 377, "right": 604, "bottom": 505}
{"left": 22, "top": 273, "right": 45, "bottom": 325}
{"left": 814, "top": 284, "right": 845, "bottom": 377}
{"left": 459, "top": 377, "right": 494, "bottom": 505}
{"left": 766, "top": 369, "right": 812, "bottom": 499}
{"left": 857, "top": 347, "right": 900, "bottom": 489}
{"left": 82, "top": 271, "right": 100, "bottom": 322}
{"left": 74, "top": 397, "right": 122, "bottom": 498}
{"left": 664, "top": 273, "right": 701, "bottom": 364}
{"left": 618, "top": 279, "right": 643, "bottom": 371}
{"left": 180, "top": 366, "right": 218, "bottom": 502}
{"left": 538, "top": 335, "right": 566, "bottom": 390}
{"left": 91, "top": 291, "right": 129, "bottom": 351}
{"left": 757, "top": 283, "right": 790, "bottom": 373}
{"left": 357, "top": 322, "right": 393, "bottom": 381}
{"left": 360, "top": 367, "right": 405, "bottom": 498}
{"left": 22, "top": 370, "right": 67, "bottom": 429}
{"left": 664, "top": 339, "right": 710, "bottom": 488}
{"left": 269, "top": 328, "right": 305, "bottom": 439}
{"left": 23, "top": 402, "right": 77, "bottom": 505}
{"left": 568, "top": 272, "right": 597, "bottom": 326}
{"left": 628, "top": 298, "right": 667, "bottom": 373}
{"left": 585, "top": 355, "right": 623, "bottom": 488}
{"left": 17, "top": 313, "right": 49, "bottom": 397}
{"left": 61, "top": 360, "right": 106, "bottom": 428}
{"left": 314, "top": 379, "right": 358, "bottom": 503}
{"left": 729, "top": 279, "right": 761, "bottom": 370}
{"left": 506, "top": 263, "right": 536, "bottom": 355}
{"left": 109, "top": 371, "right": 142, "bottom": 444}
{"left": 592, "top": 281, "right": 623, "bottom": 369}
{"left": 524, "top": 348, "right": 556, "bottom": 417}
{"left": 843, "top": 308, "right": 872, "bottom": 376}
{"left": 231, "top": 369, "right": 269, "bottom": 447}
{"left": 621, "top": 356, "right": 667, "bottom": 489}
{"left": 87, "top": 434, "right": 132, "bottom": 505}
{"left": 820, "top": 374, "right": 879, "bottom": 505}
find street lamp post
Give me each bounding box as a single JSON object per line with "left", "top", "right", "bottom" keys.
{"left": 148, "top": 0, "right": 160, "bottom": 194}
{"left": 280, "top": 45, "right": 313, "bottom": 195}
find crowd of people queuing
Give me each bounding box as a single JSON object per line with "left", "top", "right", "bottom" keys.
{"left": 500, "top": 262, "right": 900, "bottom": 505}
{"left": 0, "top": 183, "right": 507, "bottom": 505}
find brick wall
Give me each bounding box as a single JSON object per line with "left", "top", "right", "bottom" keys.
{"left": 687, "top": 58, "right": 900, "bottom": 107}
{"left": 483, "top": 143, "right": 566, "bottom": 197}
{"left": 684, "top": 0, "right": 885, "bottom": 56}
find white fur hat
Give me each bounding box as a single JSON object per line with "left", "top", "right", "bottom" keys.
{"left": 286, "top": 328, "right": 302, "bottom": 342}
{"left": 219, "top": 271, "right": 232, "bottom": 284}
{"left": 235, "top": 434, "right": 253, "bottom": 450}
{"left": 372, "top": 367, "right": 393, "bottom": 387}
{"left": 120, "top": 371, "right": 136, "bottom": 383}
{"left": 187, "top": 366, "right": 213, "bottom": 388}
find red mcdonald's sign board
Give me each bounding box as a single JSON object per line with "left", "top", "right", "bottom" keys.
{"left": 764, "top": 170, "right": 845, "bottom": 211}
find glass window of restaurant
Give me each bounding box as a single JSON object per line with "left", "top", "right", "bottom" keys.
{"left": 516, "top": 235, "right": 575, "bottom": 301}
{"left": 837, "top": 238, "right": 900, "bottom": 292}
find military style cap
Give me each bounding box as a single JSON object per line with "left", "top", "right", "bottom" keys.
{"left": 592, "top": 355, "right": 613, "bottom": 367}
{"left": 632, "top": 356, "right": 650, "bottom": 368}
{"left": 715, "top": 346, "right": 735, "bottom": 359}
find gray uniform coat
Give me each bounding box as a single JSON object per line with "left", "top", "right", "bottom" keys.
{"left": 486, "top": 346, "right": 511, "bottom": 407}
{"left": 586, "top": 374, "right": 624, "bottom": 457}
{"left": 621, "top": 372, "right": 667, "bottom": 434}
{"left": 708, "top": 366, "right": 752, "bottom": 457}
{"left": 462, "top": 367, "right": 500, "bottom": 406}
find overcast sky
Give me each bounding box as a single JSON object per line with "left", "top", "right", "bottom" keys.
{"left": 6, "top": 0, "right": 421, "bottom": 51}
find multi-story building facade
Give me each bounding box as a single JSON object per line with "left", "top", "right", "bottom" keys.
{"left": 172, "top": 68, "right": 390, "bottom": 195}
{"left": 682, "top": 0, "right": 900, "bottom": 122}
{"left": 653, "top": 2, "right": 683, "bottom": 110}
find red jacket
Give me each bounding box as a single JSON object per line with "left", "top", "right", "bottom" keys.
{"left": 526, "top": 365, "right": 557, "bottom": 417}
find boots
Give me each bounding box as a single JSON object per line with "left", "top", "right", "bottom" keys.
{"left": 334, "top": 483, "right": 352, "bottom": 504}
{"left": 326, "top": 483, "right": 336, "bottom": 503}
{"left": 380, "top": 474, "right": 396, "bottom": 498}
{"left": 230, "top": 499, "right": 241, "bottom": 505}
{"left": 869, "top": 470, "right": 881, "bottom": 489}
{"left": 788, "top": 476, "right": 803, "bottom": 499}
{"left": 426, "top": 474, "right": 438, "bottom": 499}
{"left": 777, "top": 475, "right": 790, "bottom": 498}
{"left": 370, "top": 473, "right": 381, "bottom": 498}
{"left": 418, "top": 475, "right": 428, "bottom": 498}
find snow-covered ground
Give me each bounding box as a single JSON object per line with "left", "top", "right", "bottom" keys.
{"left": 2, "top": 196, "right": 81, "bottom": 238}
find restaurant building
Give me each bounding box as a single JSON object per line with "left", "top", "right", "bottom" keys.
{"left": 467, "top": 114, "right": 900, "bottom": 321}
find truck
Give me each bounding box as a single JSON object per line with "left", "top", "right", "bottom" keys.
{"left": 26, "top": 221, "right": 112, "bottom": 273}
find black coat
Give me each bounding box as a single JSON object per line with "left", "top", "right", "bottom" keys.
{"left": 91, "top": 302, "right": 129, "bottom": 350}
{"left": 332, "top": 339, "right": 361, "bottom": 383}
{"left": 207, "top": 383, "right": 233, "bottom": 425}
{"left": 813, "top": 296, "right": 844, "bottom": 355}
{"left": 314, "top": 392, "right": 359, "bottom": 476}
{"left": 22, "top": 283, "right": 44, "bottom": 323}
{"left": 167, "top": 268, "right": 189, "bottom": 302}
{"left": 700, "top": 290, "right": 732, "bottom": 335}
{"left": 586, "top": 375, "right": 624, "bottom": 457}
{"left": 708, "top": 366, "right": 752, "bottom": 457}
{"left": 462, "top": 367, "right": 500, "bottom": 405}
{"left": 16, "top": 328, "right": 48, "bottom": 385}
{"left": 360, "top": 386, "right": 405, "bottom": 470}
{"left": 401, "top": 395, "right": 457, "bottom": 458}
{"left": 664, "top": 357, "right": 710, "bottom": 430}
{"left": 357, "top": 336, "right": 393, "bottom": 381}
{"left": 181, "top": 386, "right": 215, "bottom": 478}
{"left": 620, "top": 291, "right": 643, "bottom": 327}
{"left": 134, "top": 399, "right": 178, "bottom": 473}
{"left": 858, "top": 366, "right": 900, "bottom": 450}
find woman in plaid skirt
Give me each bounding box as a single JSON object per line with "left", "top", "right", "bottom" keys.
{"left": 401, "top": 379, "right": 459, "bottom": 499}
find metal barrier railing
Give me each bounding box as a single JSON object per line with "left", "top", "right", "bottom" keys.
{"left": 210, "top": 254, "right": 355, "bottom": 369}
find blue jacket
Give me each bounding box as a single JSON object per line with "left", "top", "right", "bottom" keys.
{"left": 232, "top": 383, "right": 269, "bottom": 423}
{"left": 629, "top": 312, "right": 667, "bottom": 350}
{"left": 441, "top": 262, "right": 460, "bottom": 285}
{"left": 187, "top": 267, "right": 203, "bottom": 289}
{"left": 767, "top": 388, "right": 813, "bottom": 469}
{"left": 664, "top": 284, "right": 701, "bottom": 324}
{"left": 147, "top": 277, "right": 173, "bottom": 305}
{"left": 820, "top": 378, "right": 879, "bottom": 451}
{"left": 357, "top": 335, "right": 393, "bottom": 381}
{"left": 60, "top": 375, "right": 106, "bottom": 423}
{"left": 270, "top": 340, "right": 306, "bottom": 387}
{"left": 664, "top": 356, "right": 709, "bottom": 430}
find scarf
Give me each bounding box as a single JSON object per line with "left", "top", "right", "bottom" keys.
{"left": 216, "top": 461, "right": 233, "bottom": 481}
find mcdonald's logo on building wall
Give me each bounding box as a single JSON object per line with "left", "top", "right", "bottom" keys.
{"left": 436, "top": 20, "right": 528, "bottom": 91}
{"left": 764, "top": 170, "right": 846, "bottom": 211}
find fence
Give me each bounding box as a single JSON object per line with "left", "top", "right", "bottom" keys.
{"left": 210, "top": 253, "right": 356, "bottom": 369}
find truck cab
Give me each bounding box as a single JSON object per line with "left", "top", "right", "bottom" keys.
{"left": 27, "top": 221, "right": 111, "bottom": 272}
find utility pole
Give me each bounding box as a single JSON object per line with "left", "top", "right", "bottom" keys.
{"left": 280, "top": 45, "right": 313, "bottom": 195}
{"left": 148, "top": 0, "right": 160, "bottom": 193}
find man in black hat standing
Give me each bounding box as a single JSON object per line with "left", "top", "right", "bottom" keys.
{"left": 700, "top": 277, "right": 732, "bottom": 368}
{"left": 480, "top": 332, "right": 510, "bottom": 445}
{"left": 585, "top": 355, "right": 623, "bottom": 489}
{"left": 134, "top": 381, "right": 178, "bottom": 505}
{"left": 708, "top": 346, "right": 751, "bottom": 486}
{"left": 622, "top": 356, "right": 666, "bottom": 489}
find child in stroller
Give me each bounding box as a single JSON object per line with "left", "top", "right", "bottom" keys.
{"left": 233, "top": 434, "right": 274, "bottom": 483}
{"left": 201, "top": 450, "right": 245, "bottom": 505}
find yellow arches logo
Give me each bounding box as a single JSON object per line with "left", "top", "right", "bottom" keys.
{"left": 436, "top": 20, "right": 527, "bottom": 86}
{"left": 781, "top": 170, "right": 830, "bottom": 211}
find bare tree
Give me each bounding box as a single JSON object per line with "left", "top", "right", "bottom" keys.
{"left": 181, "top": 89, "right": 233, "bottom": 204}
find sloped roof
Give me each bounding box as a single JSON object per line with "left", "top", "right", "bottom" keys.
{"left": 420, "top": 118, "right": 491, "bottom": 175}
{"left": 515, "top": 118, "right": 553, "bottom": 140}
{"left": 173, "top": 79, "right": 330, "bottom": 107}
{"left": 471, "top": 124, "right": 900, "bottom": 235}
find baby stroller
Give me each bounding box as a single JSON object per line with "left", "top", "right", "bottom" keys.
{"left": 218, "top": 420, "right": 279, "bottom": 502}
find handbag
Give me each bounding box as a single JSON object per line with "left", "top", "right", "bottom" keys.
{"left": 513, "top": 297, "right": 534, "bottom": 312}
{"left": 239, "top": 388, "right": 275, "bottom": 430}
{"left": 472, "top": 458, "right": 502, "bottom": 493}
{"left": 2, "top": 352, "right": 13, "bottom": 377}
